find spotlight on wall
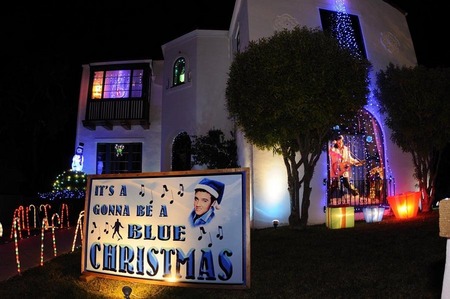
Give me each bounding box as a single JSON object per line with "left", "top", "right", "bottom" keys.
{"left": 272, "top": 219, "right": 279, "bottom": 228}
{"left": 122, "top": 286, "right": 132, "bottom": 299}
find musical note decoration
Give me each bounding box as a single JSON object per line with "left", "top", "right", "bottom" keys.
{"left": 177, "top": 183, "right": 184, "bottom": 197}
{"left": 161, "top": 185, "right": 169, "bottom": 197}
{"left": 139, "top": 184, "right": 145, "bottom": 197}
{"left": 161, "top": 185, "right": 174, "bottom": 204}
{"left": 90, "top": 221, "right": 97, "bottom": 234}
{"left": 198, "top": 226, "right": 206, "bottom": 241}
{"left": 216, "top": 225, "right": 224, "bottom": 240}
{"left": 198, "top": 227, "right": 213, "bottom": 247}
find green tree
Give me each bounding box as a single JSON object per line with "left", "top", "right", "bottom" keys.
{"left": 375, "top": 63, "right": 450, "bottom": 212}
{"left": 191, "top": 129, "right": 240, "bottom": 169}
{"left": 226, "top": 26, "right": 371, "bottom": 228}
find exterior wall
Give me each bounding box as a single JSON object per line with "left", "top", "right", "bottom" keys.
{"left": 229, "top": 0, "right": 418, "bottom": 227}
{"left": 74, "top": 0, "right": 419, "bottom": 228}
{"left": 74, "top": 60, "right": 162, "bottom": 175}
{"left": 161, "top": 30, "right": 233, "bottom": 171}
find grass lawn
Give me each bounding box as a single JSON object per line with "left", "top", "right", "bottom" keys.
{"left": 0, "top": 211, "right": 446, "bottom": 298}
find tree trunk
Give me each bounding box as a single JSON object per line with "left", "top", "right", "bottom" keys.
{"left": 421, "top": 187, "right": 432, "bottom": 213}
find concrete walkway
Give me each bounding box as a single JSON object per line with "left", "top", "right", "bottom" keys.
{"left": 0, "top": 226, "right": 80, "bottom": 281}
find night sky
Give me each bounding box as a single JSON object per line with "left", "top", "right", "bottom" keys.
{"left": 1, "top": 0, "right": 448, "bottom": 194}
{"left": 3, "top": 1, "right": 447, "bottom": 66}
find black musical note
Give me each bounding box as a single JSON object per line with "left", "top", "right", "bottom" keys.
{"left": 207, "top": 232, "right": 213, "bottom": 248}
{"left": 198, "top": 226, "right": 206, "bottom": 241}
{"left": 177, "top": 183, "right": 184, "bottom": 197}
{"left": 90, "top": 222, "right": 97, "bottom": 234}
{"left": 139, "top": 184, "right": 145, "bottom": 197}
{"left": 169, "top": 190, "right": 174, "bottom": 204}
{"left": 216, "top": 225, "right": 224, "bottom": 240}
{"left": 161, "top": 185, "right": 169, "bottom": 198}
{"left": 149, "top": 190, "right": 153, "bottom": 204}
{"left": 104, "top": 222, "right": 109, "bottom": 234}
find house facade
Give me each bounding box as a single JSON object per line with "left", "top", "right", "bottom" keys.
{"left": 73, "top": 0, "right": 417, "bottom": 228}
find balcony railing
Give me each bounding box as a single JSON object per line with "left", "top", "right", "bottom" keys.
{"left": 327, "top": 178, "right": 394, "bottom": 207}
{"left": 82, "top": 99, "right": 150, "bottom": 130}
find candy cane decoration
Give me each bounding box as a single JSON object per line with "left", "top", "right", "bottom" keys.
{"left": 19, "top": 206, "right": 26, "bottom": 233}
{"left": 40, "top": 204, "right": 51, "bottom": 227}
{"left": 51, "top": 213, "right": 60, "bottom": 229}
{"left": 29, "top": 204, "right": 37, "bottom": 229}
{"left": 72, "top": 211, "right": 84, "bottom": 252}
{"left": 25, "top": 206, "right": 30, "bottom": 236}
{"left": 10, "top": 209, "right": 22, "bottom": 240}
{"left": 51, "top": 221, "right": 57, "bottom": 257}
{"left": 60, "top": 203, "right": 70, "bottom": 228}
{"left": 40, "top": 218, "right": 48, "bottom": 266}
{"left": 13, "top": 217, "right": 21, "bottom": 275}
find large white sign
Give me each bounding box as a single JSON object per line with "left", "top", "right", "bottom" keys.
{"left": 81, "top": 168, "right": 250, "bottom": 288}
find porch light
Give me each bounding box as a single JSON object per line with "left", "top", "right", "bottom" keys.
{"left": 122, "top": 286, "right": 132, "bottom": 299}
{"left": 272, "top": 219, "right": 279, "bottom": 228}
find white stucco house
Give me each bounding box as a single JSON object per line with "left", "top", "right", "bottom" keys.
{"left": 73, "top": 0, "right": 417, "bottom": 228}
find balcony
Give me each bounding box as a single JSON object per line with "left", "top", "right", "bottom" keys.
{"left": 82, "top": 99, "right": 150, "bottom": 130}
{"left": 327, "top": 178, "right": 394, "bottom": 209}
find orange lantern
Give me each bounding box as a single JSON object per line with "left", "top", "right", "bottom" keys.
{"left": 387, "top": 191, "right": 420, "bottom": 219}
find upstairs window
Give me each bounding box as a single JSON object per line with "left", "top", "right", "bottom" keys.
{"left": 91, "top": 67, "right": 145, "bottom": 100}
{"left": 172, "top": 57, "right": 186, "bottom": 87}
{"left": 319, "top": 8, "right": 367, "bottom": 59}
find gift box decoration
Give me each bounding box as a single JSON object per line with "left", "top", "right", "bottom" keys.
{"left": 326, "top": 206, "right": 354, "bottom": 229}
{"left": 439, "top": 198, "right": 450, "bottom": 238}
{"left": 362, "top": 206, "right": 385, "bottom": 223}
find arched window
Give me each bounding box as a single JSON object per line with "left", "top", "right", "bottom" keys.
{"left": 172, "top": 131, "right": 192, "bottom": 171}
{"left": 172, "top": 57, "right": 186, "bottom": 87}
{"left": 327, "top": 109, "right": 387, "bottom": 206}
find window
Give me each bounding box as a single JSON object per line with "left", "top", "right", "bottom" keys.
{"left": 90, "top": 67, "right": 145, "bottom": 100}
{"left": 84, "top": 63, "right": 151, "bottom": 130}
{"left": 235, "top": 26, "right": 241, "bottom": 53}
{"left": 97, "top": 143, "right": 142, "bottom": 174}
{"left": 319, "top": 8, "right": 367, "bottom": 59}
{"left": 172, "top": 57, "right": 186, "bottom": 87}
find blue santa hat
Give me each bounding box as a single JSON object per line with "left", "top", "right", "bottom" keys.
{"left": 195, "top": 178, "right": 225, "bottom": 204}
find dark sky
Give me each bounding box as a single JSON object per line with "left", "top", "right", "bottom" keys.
{"left": 2, "top": 1, "right": 447, "bottom": 67}
{"left": 387, "top": 0, "right": 449, "bottom": 68}
{"left": 1, "top": 1, "right": 447, "bottom": 193}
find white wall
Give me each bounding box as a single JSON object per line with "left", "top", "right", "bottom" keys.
{"left": 231, "top": 0, "right": 418, "bottom": 227}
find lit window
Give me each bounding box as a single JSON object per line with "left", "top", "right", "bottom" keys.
{"left": 97, "top": 143, "right": 142, "bottom": 174}
{"left": 91, "top": 68, "right": 144, "bottom": 99}
{"left": 173, "top": 57, "right": 186, "bottom": 87}
{"left": 319, "top": 8, "right": 367, "bottom": 59}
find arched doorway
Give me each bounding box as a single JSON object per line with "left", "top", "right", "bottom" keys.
{"left": 327, "top": 109, "right": 386, "bottom": 206}
{"left": 172, "top": 131, "right": 192, "bottom": 171}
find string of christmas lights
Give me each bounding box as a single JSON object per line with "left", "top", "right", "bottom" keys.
{"left": 13, "top": 217, "right": 21, "bottom": 275}
{"left": 72, "top": 211, "right": 84, "bottom": 252}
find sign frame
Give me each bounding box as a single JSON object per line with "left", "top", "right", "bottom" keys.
{"left": 81, "top": 168, "right": 250, "bottom": 289}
